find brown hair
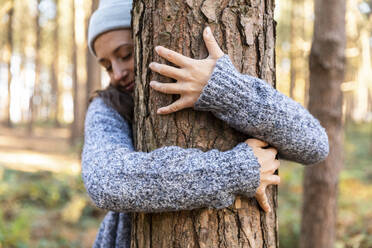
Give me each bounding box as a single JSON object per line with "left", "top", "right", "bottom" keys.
{"left": 90, "top": 84, "right": 134, "bottom": 124}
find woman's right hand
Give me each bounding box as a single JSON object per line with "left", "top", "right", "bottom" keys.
{"left": 245, "top": 138, "right": 280, "bottom": 213}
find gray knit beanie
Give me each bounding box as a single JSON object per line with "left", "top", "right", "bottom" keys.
{"left": 88, "top": 0, "right": 133, "bottom": 56}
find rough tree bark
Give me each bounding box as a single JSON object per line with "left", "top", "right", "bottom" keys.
{"left": 131, "top": 0, "right": 277, "bottom": 247}
{"left": 300, "top": 0, "right": 345, "bottom": 247}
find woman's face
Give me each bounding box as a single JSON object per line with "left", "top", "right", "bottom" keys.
{"left": 94, "top": 29, "right": 135, "bottom": 92}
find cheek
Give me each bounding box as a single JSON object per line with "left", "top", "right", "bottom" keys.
{"left": 129, "top": 57, "right": 135, "bottom": 72}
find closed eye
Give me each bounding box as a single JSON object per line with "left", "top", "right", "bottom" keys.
{"left": 121, "top": 53, "right": 132, "bottom": 61}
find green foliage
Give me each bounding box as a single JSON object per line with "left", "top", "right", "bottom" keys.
{"left": 0, "top": 166, "right": 104, "bottom": 248}
{"left": 1, "top": 170, "right": 73, "bottom": 208}
{"left": 278, "top": 164, "right": 303, "bottom": 248}
{"left": 0, "top": 208, "right": 30, "bottom": 248}
{"left": 343, "top": 121, "right": 372, "bottom": 182}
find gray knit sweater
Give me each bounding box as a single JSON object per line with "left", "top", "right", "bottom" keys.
{"left": 81, "top": 55, "right": 329, "bottom": 248}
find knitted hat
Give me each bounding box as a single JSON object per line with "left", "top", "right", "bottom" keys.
{"left": 88, "top": 0, "right": 133, "bottom": 56}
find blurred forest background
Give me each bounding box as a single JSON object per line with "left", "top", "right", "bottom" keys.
{"left": 0, "top": 0, "right": 371, "bottom": 247}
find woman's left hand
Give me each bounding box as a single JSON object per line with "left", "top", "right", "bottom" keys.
{"left": 149, "top": 26, "right": 224, "bottom": 115}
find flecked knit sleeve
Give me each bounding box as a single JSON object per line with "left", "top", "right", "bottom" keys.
{"left": 194, "top": 55, "right": 329, "bottom": 165}
{"left": 81, "top": 98, "right": 260, "bottom": 213}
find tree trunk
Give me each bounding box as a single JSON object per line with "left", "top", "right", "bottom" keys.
{"left": 71, "top": 0, "right": 88, "bottom": 145}
{"left": 289, "top": 0, "right": 305, "bottom": 104}
{"left": 86, "top": 0, "right": 101, "bottom": 103}
{"left": 131, "top": 1, "right": 277, "bottom": 247}
{"left": 5, "top": 2, "right": 14, "bottom": 127}
{"left": 300, "top": 0, "right": 345, "bottom": 247}
{"left": 51, "top": 0, "right": 60, "bottom": 126}
{"left": 28, "top": 0, "right": 41, "bottom": 133}
{"left": 70, "top": 0, "right": 79, "bottom": 144}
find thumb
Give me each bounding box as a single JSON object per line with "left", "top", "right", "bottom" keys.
{"left": 245, "top": 138, "right": 268, "bottom": 148}
{"left": 203, "top": 26, "right": 224, "bottom": 59}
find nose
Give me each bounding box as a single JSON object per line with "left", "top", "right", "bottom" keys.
{"left": 112, "top": 63, "right": 128, "bottom": 84}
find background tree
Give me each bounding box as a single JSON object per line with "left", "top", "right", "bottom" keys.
{"left": 70, "top": 0, "right": 78, "bottom": 144}
{"left": 71, "top": 0, "right": 90, "bottom": 145}
{"left": 5, "top": 0, "right": 14, "bottom": 127}
{"left": 70, "top": 0, "right": 90, "bottom": 145}
{"left": 131, "top": 0, "right": 277, "bottom": 247}
{"left": 300, "top": 0, "right": 346, "bottom": 247}
{"left": 86, "top": 0, "right": 101, "bottom": 103}
{"left": 28, "top": 0, "right": 41, "bottom": 133}
{"left": 289, "top": 0, "right": 306, "bottom": 105}
{"left": 50, "top": 0, "right": 60, "bottom": 126}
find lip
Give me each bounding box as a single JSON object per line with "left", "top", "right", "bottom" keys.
{"left": 125, "top": 81, "right": 135, "bottom": 91}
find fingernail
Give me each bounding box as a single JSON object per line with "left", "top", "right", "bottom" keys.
{"left": 149, "top": 62, "right": 157, "bottom": 69}
{"left": 157, "top": 108, "right": 163, "bottom": 114}
{"left": 206, "top": 26, "right": 211, "bottom": 36}
{"left": 150, "top": 81, "right": 157, "bottom": 87}
{"left": 155, "top": 46, "right": 160, "bottom": 53}
{"left": 267, "top": 203, "right": 272, "bottom": 211}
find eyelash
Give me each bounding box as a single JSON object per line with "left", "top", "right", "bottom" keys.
{"left": 104, "top": 53, "right": 132, "bottom": 72}
{"left": 121, "top": 53, "right": 132, "bottom": 61}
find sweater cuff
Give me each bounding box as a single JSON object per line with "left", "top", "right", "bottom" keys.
{"left": 193, "top": 54, "right": 246, "bottom": 113}
{"left": 230, "top": 142, "right": 261, "bottom": 198}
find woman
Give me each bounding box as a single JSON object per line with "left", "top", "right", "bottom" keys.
{"left": 82, "top": 0, "right": 329, "bottom": 247}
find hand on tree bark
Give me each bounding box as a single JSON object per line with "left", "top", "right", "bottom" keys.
{"left": 149, "top": 26, "right": 224, "bottom": 115}
{"left": 245, "top": 138, "right": 281, "bottom": 213}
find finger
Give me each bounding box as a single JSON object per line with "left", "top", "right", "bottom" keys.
{"left": 266, "top": 147, "right": 278, "bottom": 158}
{"left": 150, "top": 81, "right": 187, "bottom": 94}
{"left": 264, "top": 159, "right": 280, "bottom": 174}
{"left": 273, "top": 159, "right": 280, "bottom": 170}
{"left": 245, "top": 138, "right": 268, "bottom": 148}
{"left": 149, "top": 62, "right": 187, "bottom": 80}
{"left": 203, "top": 26, "right": 224, "bottom": 59}
{"left": 267, "top": 175, "right": 281, "bottom": 185}
{"left": 157, "top": 99, "right": 187, "bottom": 115}
{"left": 255, "top": 190, "right": 271, "bottom": 213}
{"left": 155, "top": 46, "right": 193, "bottom": 68}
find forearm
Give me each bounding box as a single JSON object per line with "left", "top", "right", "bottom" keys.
{"left": 194, "top": 55, "right": 329, "bottom": 165}
{"left": 82, "top": 97, "right": 261, "bottom": 213}
{"left": 82, "top": 142, "right": 260, "bottom": 213}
